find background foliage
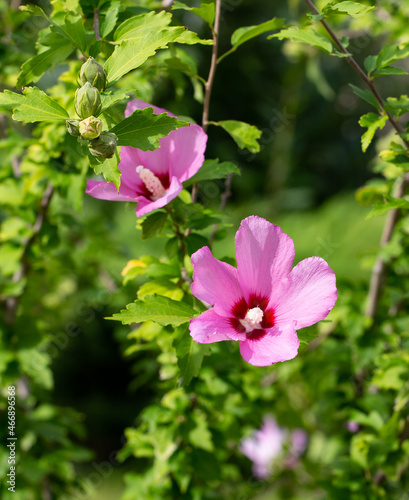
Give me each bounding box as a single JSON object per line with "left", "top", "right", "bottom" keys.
{"left": 1, "top": 0, "right": 409, "bottom": 499}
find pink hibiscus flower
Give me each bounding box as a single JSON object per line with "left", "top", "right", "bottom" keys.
{"left": 86, "top": 100, "right": 207, "bottom": 216}
{"left": 189, "top": 216, "right": 337, "bottom": 366}
{"left": 240, "top": 416, "right": 286, "bottom": 479}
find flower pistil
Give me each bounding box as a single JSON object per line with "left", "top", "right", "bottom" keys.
{"left": 136, "top": 165, "right": 166, "bottom": 200}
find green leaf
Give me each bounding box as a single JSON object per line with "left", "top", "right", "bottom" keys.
{"left": 385, "top": 95, "right": 409, "bottom": 117}
{"left": 64, "top": 13, "right": 87, "bottom": 53}
{"left": 89, "top": 149, "right": 121, "bottom": 190}
{"left": 186, "top": 233, "right": 209, "bottom": 255}
{"left": 359, "top": 112, "right": 387, "bottom": 152}
{"left": 365, "top": 196, "right": 409, "bottom": 219}
{"left": 110, "top": 107, "right": 189, "bottom": 150}
{"left": 0, "top": 87, "right": 69, "bottom": 122}
{"left": 215, "top": 120, "right": 261, "bottom": 153}
{"left": 271, "top": 27, "right": 333, "bottom": 54}
{"left": 324, "top": 1, "right": 375, "bottom": 18}
{"left": 137, "top": 279, "right": 184, "bottom": 301}
{"left": 175, "top": 30, "right": 213, "bottom": 46}
{"left": 114, "top": 11, "right": 172, "bottom": 42}
{"left": 188, "top": 411, "right": 214, "bottom": 451}
{"left": 349, "top": 84, "right": 380, "bottom": 111}
{"left": 175, "top": 329, "right": 210, "bottom": 386}
{"left": 100, "top": 1, "right": 121, "bottom": 38}
{"left": 377, "top": 44, "right": 409, "bottom": 69}
{"left": 172, "top": 1, "right": 215, "bottom": 26}
{"left": 17, "top": 38, "right": 75, "bottom": 87}
{"left": 100, "top": 89, "right": 130, "bottom": 112}
{"left": 219, "top": 18, "right": 284, "bottom": 62}
{"left": 232, "top": 18, "right": 285, "bottom": 47}
{"left": 109, "top": 295, "right": 196, "bottom": 327}
{"left": 184, "top": 159, "right": 240, "bottom": 186}
{"left": 141, "top": 211, "right": 168, "bottom": 240}
{"left": 364, "top": 55, "right": 377, "bottom": 74}
{"left": 105, "top": 28, "right": 185, "bottom": 86}
{"left": 372, "top": 67, "right": 408, "bottom": 78}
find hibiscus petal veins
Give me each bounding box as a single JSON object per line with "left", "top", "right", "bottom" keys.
{"left": 86, "top": 100, "right": 208, "bottom": 216}
{"left": 189, "top": 216, "right": 337, "bottom": 367}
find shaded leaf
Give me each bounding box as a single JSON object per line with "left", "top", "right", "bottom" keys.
{"left": 141, "top": 211, "right": 168, "bottom": 240}
{"left": 64, "top": 13, "right": 87, "bottom": 53}
{"left": 184, "top": 159, "right": 240, "bottom": 186}
{"left": 350, "top": 84, "right": 380, "bottom": 111}
{"left": 89, "top": 149, "right": 121, "bottom": 190}
{"left": 175, "top": 328, "right": 210, "bottom": 386}
{"left": 110, "top": 107, "right": 188, "bottom": 150}
{"left": 100, "top": 89, "right": 130, "bottom": 112}
{"left": 17, "top": 38, "right": 74, "bottom": 87}
{"left": 100, "top": 1, "right": 121, "bottom": 38}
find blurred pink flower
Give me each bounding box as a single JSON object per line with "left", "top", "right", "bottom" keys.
{"left": 189, "top": 216, "right": 337, "bottom": 366}
{"left": 346, "top": 421, "right": 360, "bottom": 433}
{"left": 240, "top": 416, "right": 286, "bottom": 480}
{"left": 86, "top": 100, "right": 207, "bottom": 216}
{"left": 285, "top": 428, "right": 308, "bottom": 468}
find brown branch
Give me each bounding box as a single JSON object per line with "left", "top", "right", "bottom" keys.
{"left": 191, "top": 0, "right": 222, "bottom": 205}
{"left": 365, "top": 174, "right": 409, "bottom": 318}
{"left": 304, "top": 0, "right": 409, "bottom": 319}
{"left": 4, "top": 184, "right": 54, "bottom": 325}
{"left": 304, "top": 0, "right": 409, "bottom": 149}
{"left": 93, "top": 8, "right": 101, "bottom": 41}
{"left": 209, "top": 173, "right": 232, "bottom": 245}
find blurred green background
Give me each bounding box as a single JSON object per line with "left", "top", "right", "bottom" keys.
{"left": 3, "top": 0, "right": 403, "bottom": 497}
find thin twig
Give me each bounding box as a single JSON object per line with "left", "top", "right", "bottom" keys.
{"left": 191, "top": 0, "right": 222, "bottom": 205}
{"left": 366, "top": 174, "right": 409, "bottom": 318}
{"left": 304, "top": 0, "right": 409, "bottom": 319}
{"left": 304, "top": 0, "right": 409, "bottom": 148}
{"left": 209, "top": 173, "right": 232, "bottom": 245}
{"left": 4, "top": 184, "right": 54, "bottom": 325}
{"left": 93, "top": 8, "right": 101, "bottom": 41}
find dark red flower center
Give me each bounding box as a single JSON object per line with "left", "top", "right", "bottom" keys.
{"left": 230, "top": 294, "right": 275, "bottom": 340}
{"left": 137, "top": 169, "right": 170, "bottom": 200}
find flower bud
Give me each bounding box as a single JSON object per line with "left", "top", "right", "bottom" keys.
{"left": 80, "top": 57, "right": 107, "bottom": 92}
{"left": 88, "top": 132, "right": 118, "bottom": 159}
{"left": 79, "top": 116, "right": 102, "bottom": 140}
{"left": 75, "top": 82, "right": 102, "bottom": 119}
{"left": 66, "top": 119, "right": 80, "bottom": 137}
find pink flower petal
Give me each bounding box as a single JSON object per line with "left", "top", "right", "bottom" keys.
{"left": 135, "top": 176, "right": 183, "bottom": 217}
{"left": 235, "top": 216, "right": 295, "bottom": 302}
{"left": 125, "top": 100, "right": 175, "bottom": 118}
{"left": 86, "top": 179, "right": 137, "bottom": 202}
{"left": 239, "top": 324, "right": 299, "bottom": 366}
{"left": 271, "top": 256, "right": 337, "bottom": 330}
{"left": 189, "top": 309, "right": 244, "bottom": 343}
{"left": 168, "top": 123, "right": 207, "bottom": 182}
{"left": 191, "top": 247, "right": 243, "bottom": 317}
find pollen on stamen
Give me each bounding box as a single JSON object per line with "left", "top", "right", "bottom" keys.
{"left": 244, "top": 307, "right": 264, "bottom": 327}
{"left": 136, "top": 165, "right": 166, "bottom": 200}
